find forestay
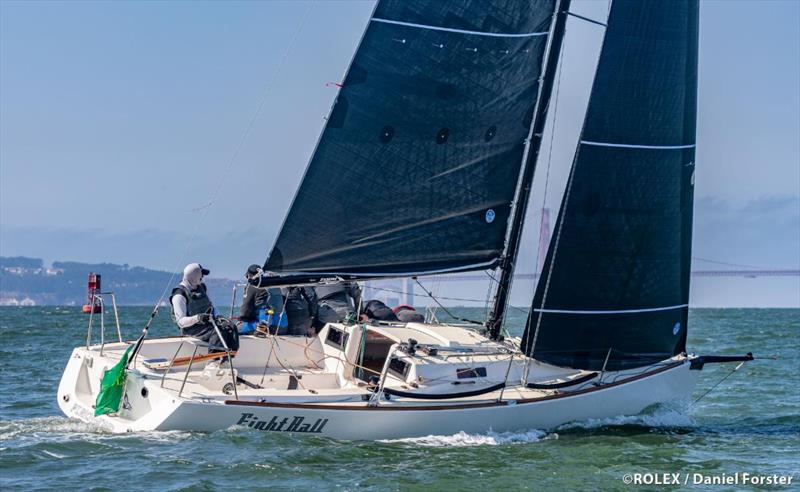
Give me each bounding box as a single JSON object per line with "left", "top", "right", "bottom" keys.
{"left": 522, "top": 0, "right": 699, "bottom": 370}
{"left": 265, "top": 0, "right": 556, "bottom": 277}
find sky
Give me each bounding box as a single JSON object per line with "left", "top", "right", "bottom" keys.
{"left": 1, "top": 0, "right": 798, "bottom": 307}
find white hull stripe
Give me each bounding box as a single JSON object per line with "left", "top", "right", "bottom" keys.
{"left": 371, "top": 18, "right": 549, "bottom": 38}
{"left": 581, "top": 140, "right": 696, "bottom": 150}
{"left": 533, "top": 304, "right": 689, "bottom": 315}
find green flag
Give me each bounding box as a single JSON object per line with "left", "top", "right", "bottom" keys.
{"left": 94, "top": 345, "right": 133, "bottom": 417}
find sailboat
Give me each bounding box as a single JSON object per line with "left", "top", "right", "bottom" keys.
{"left": 57, "top": 0, "right": 753, "bottom": 438}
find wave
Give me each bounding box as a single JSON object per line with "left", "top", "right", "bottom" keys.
{"left": 556, "top": 407, "right": 697, "bottom": 432}
{"left": 0, "top": 416, "right": 193, "bottom": 444}
{"left": 380, "top": 428, "right": 555, "bottom": 447}
{"left": 377, "top": 407, "right": 697, "bottom": 447}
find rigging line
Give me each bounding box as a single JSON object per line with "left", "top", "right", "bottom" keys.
{"left": 482, "top": 271, "right": 530, "bottom": 317}
{"left": 136, "top": 6, "right": 314, "bottom": 355}
{"left": 429, "top": 275, "right": 443, "bottom": 322}
{"left": 261, "top": 334, "right": 383, "bottom": 377}
{"left": 527, "top": 128, "right": 579, "bottom": 357}
{"left": 266, "top": 334, "right": 309, "bottom": 391}
{"left": 525, "top": 13, "right": 610, "bottom": 367}
{"left": 565, "top": 11, "right": 607, "bottom": 27}
{"left": 693, "top": 361, "right": 747, "bottom": 404}
{"left": 484, "top": 270, "right": 500, "bottom": 284}
{"left": 692, "top": 257, "right": 768, "bottom": 270}
{"left": 413, "top": 278, "right": 484, "bottom": 325}
{"left": 483, "top": 271, "right": 496, "bottom": 321}
{"left": 179, "top": 5, "right": 312, "bottom": 284}
{"left": 531, "top": 28, "right": 566, "bottom": 289}
{"left": 486, "top": 0, "right": 569, "bottom": 340}
{"left": 276, "top": 286, "right": 290, "bottom": 335}
{"left": 508, "top": 304, "right": 531, "bottom": 315}
{"left": 368, "top": 282, "right": 530, "bottom": 316}
{"left": 367, "top": 285, "right": 486, "bottom": 304}
{"left": 191, "top": 3, "right": 314, "bottom": 216}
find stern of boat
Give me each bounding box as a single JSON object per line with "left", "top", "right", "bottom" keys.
{"left": 57, "top": 342, "right": 186, "bottom": 432}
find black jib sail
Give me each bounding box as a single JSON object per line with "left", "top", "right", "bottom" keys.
{"left": 265, "top": 0, "right": 556, "bottom": 278}
{"left": 521, "top": 0, "right": 699, "bottom": 370}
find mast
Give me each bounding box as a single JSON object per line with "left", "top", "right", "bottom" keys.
{"left": 487, "top": 0, "right": 572, "bottom": 340}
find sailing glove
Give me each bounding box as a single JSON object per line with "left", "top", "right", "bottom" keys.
{"left": 198, "top": 313, "right": 212, "bottom": 324}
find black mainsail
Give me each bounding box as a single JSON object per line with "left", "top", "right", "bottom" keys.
{"left": 521, "top": 0, "right": 699, "bottom": 370}
{"left": 264, "top": 1, "right": 557, "bottom": 279}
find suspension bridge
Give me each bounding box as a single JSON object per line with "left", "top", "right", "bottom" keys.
{"left": 432, "top": 269, "right": 800, "bottom": 282}
{"left": 364, "top": 267, "right": 799, "bottom": 306}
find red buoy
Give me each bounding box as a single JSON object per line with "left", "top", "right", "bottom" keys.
{"left": 82, "top": 273, "right": 102, "bottom": 313}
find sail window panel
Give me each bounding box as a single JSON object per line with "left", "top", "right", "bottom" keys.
{"left": 265, "top": 2, "right": 554, "bottom": 275}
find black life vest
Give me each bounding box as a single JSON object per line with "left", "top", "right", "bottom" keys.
{"left": 171, "top": 283, "right": 214, "bottom": 320}
{"left": 240, "top": 284, "right": 271, "bottom": 322}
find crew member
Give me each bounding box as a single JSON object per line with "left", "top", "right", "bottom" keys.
{"left": 282, "top": 286, "right": 318, "bottom": 337}
{"left": 314, "top": 281, "right": 362, "bottom": 329}
{"left": 171, "top": 263, "right": 239, "bottom": 353}
{"left": 239, "top": 264, "right": 287, "bottom": 334}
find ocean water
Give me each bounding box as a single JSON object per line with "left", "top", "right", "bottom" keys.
{"left": 0, "top": 307, "right": 797, "bottom": 491}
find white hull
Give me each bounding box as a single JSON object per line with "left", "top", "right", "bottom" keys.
{"left": 58, "top": 323, "right": 700, "bottom": 440}
{"left": 149, "top": 361, "right": 697, "bottom": 439}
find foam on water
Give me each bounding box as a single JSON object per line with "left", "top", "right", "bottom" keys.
{"left": 0, "top": 416, "right": 193, "bottom": 444}
{"left": 557, "top": 407, "right": 697, "bottom": 431}
{"left": 0, "top": 416, "right": 107, "bottom": 441}
{"left": 380, "top": 428, "right": 555, "bottom": 447}
{"left": 380, "top": 408, "right": 695, "bottom": 447}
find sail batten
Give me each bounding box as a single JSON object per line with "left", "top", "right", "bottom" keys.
{"left": 522, "top": 0, "right": 699, "bottom": 370}
{"left": 265, "top": 0, "right": 557, "bottom": 278}
{"left": 533, "top": 304, "right": 689, "bottom": 315}
{"left": 580, "top": 141, "right": 696, "bottom": 150}
{"left": 370, "top": 18, "right": 549, "bottom": 38}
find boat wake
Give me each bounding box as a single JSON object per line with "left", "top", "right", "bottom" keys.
{"left": 379, "top": 408, "right": 695, "bottom": 447}
{"left": 380, "top": 429, "right": 556, "bottom": 447}
{"left": 0, "top": 416, "right": 193, "bottom": 444}
{"left": 557, "top": 407, "right": 697, "bottom": 432}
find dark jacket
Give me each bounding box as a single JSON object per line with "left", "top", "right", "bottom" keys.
{"left": 314, "top": 282, "right": 361, "bottom": 326}
{"left": 282, "top": 287, "right": 318, "bottom": 327}
{"left": 240, "top": 284, "right": 270, "bottom": 322}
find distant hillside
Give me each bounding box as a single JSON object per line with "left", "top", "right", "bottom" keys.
{"left": 0, "top": 256, "right": 238, "bottom": 306}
